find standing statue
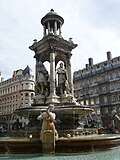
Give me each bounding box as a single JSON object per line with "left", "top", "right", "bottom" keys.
{"left": 57, "top": 62, "right": 69, "bottom": 95}
{"left": 110, "top": 110, "right": 120, "bottom": 133}
{"left": 36, "top": 61, "right": 49, "bottom": 96}
{"left": 37, "top": 105, "right": 57, "bottom": 153}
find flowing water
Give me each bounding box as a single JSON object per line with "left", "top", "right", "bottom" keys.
{"left": 0, "top": 135, "right": 120, "bottom": 160}
{"left": 0, "top": 147, "right": 120, "bottom": 160}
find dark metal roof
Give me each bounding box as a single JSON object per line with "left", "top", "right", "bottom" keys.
{"left": 41, "top": 9, "right": 64, "bottom": 25}
{"left": 45, "top": 9, "right": 58, "bottom": 16}
{"left": 23, "top": 65, "right": 32, "bottom": 76}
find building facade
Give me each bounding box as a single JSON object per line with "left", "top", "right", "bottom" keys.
{"left": 73, "top": 52, "right": 120, "bottom": 127}
{"left": 0, "top": 65, "right": 35, "bottom": 130}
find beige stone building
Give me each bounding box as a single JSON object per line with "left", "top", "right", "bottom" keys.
{"left": 0, "top": 66, "right": 35, "bottom": 130}
{"left": 73, "top": 52, "right": 120, "bottom": 127}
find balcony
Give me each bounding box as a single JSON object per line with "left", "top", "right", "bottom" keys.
{"left": 97, "top": 79, "right": 109, "bottom": 84}
{"left": 99, "top": 102, "right": 111, "bottom": 107}
{"left": 73, "top": 63, "right": 120, "bottom": 81}
{"left": 98, "top": 89, "right": 110, "bottom": 95}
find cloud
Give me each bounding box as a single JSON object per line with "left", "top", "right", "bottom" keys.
{"left": 0, "top": 0, "right": 120, "bottom": 79}
{"left": 82, "top": 0, "right": 120, "bottom": 30}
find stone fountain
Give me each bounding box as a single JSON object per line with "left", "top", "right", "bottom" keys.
{"left": 29, "top": 9, "right": 77, "bottom": 106}
{"left": 28, "top": 9, "right": 89, "bottom": 153}
{"left": 0, "top": 9, "right": 120, "bottom": 155}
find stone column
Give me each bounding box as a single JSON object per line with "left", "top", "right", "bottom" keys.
{"left": 46, "top": 51, "right": 60, "bottom": 104}
{"left": 54, "top": 21, "right": 57, "bottom": 35}
{"left": 88, "top": 97, "right": 91, "bottom": 105}
{"left": 43, "top": 26, "right": 46, "bottom": 36}
{"left": 83, "top": 95, "right": 86, "bottom": 105}
{"left": 66, "top": 57, "right": 73, "bottom": 95}
{"left": 48, "top": 21, "right": 50, "bottom": 34}
{"left": 49, "top": 52, "right": 56, "bottom": 96}
{"left": 59, "top": 23, "right": 62, "bottom": 36}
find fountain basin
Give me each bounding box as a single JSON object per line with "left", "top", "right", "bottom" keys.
{"left": 0, "top": 134, "right": 120, "bottom": 154}
{"left": 56, "top": 134, "right": 120, "bottom": 153}
{"left": 2, "top": 105, "right": 119, "bottom": 154}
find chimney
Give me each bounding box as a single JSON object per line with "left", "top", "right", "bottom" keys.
{"left": 86, "top": 64, "right": 89, "bottom": 68}
{"left": 12, "top": 71, "right": 16, "bottom": 78}
{"left": 1, "top": 77, "right": 4, "bottom": 82}
{"left": 107, "top": 51, "right": 112, "bottom": 60}
{"left": 88, "top": 58, "right": 93, "bottom": 66}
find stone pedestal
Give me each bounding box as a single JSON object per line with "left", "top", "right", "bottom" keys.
{"left": 34, "top": 94, "right": 45, "bottom": 105}
{"left": 61, "top": 94, "right": 77, "bottom": 105}
{"left": 42, "top": 130, "right": 55, "bottom": 154}
{"left": 46, "top": 94, "right": 60, "bottom": 105}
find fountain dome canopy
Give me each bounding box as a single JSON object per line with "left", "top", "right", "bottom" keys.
{"left": 41, "top": 9, "right": 64, "bottom": 26}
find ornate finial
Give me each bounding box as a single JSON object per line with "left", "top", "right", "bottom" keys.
{"left": 33, "top": 39, "right": 37, "bottom": 42}
{"left": 69, "top": 37, "right": 73, "bottom": 43}
{"left": 50, "top": 9, "right": 54, "bottom": 12}
{"left": 33, "top": 39, "right": 37, "bottom": 44}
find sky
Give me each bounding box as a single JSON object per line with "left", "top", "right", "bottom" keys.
{"left": 0, "top": 0, "right": 120, "bottom": 79}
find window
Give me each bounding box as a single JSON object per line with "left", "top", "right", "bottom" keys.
{"left": 109, "top": 73, "right": 113, "bottom": 80}
{"left": 91, "top": 99, "right": 94, "bottom": 105}
{"left": 118, "top": 94, "right": 120, "bottom": 101}
{"left": 102, "top": 76, "right": 105, "bottom": 81}
{"left": 96, "top": 98, "right": 99, "bottom": 104}
{"left": 25, "top": 93, "right": 29, "bottom": 100}
{"left": 13, "top": 86, "right": 15, "bottom": 92}
{"left": 31, "top": 93, "right": 34, "bottom": 99}
{"left": 116, "top": 72, "right": 119, "bottom": 78}
{"left": 84, "top": 81, "right": 88, "bottom": 86}
{"left": 110, "top": 84, "right": 115, "bottom": 91}
{"left": 112, "top": 95, "right": 116, "bottom": 102}
{"left": 103, "top": 86, "right": 106, "bottom": 92}
{"left": 80, "top": 82, "right": 82, "bottom": 87}
{"left": 26, "top": 83, "right": 29, "bottom": 89}
{"left": 20, "top": 93, "right": 23, "bottom": 100}
{"left": 31, "top": 84, "right": 33, "bottom": 90}
{"left": 94, "top": 78, "right": 97, "bottom": 84}
{"left": 104, "top": 96, "right": 107, "bottom": 103}
{"left": 25, "top": 102, "right": 28, "bottom": 105}
{"left": 94, "top": 88, "right": 98, "bottom": 94}
{"left": 89, "top": 79, "right": 92, "bottom": 85}
{"left": 25, "top": 93, "right": 29, "bottom": 97}
{"left": 117, "top": 82, "right": 120, "bottom": 89}
{"left": 16, "top": 85, "right": 18, "bottom": 91}
{"left": 89, "top": 90, "right": 93, "bottom": 95}
{"left": 97, "top": 109, "right": 100, "bottom": 115}
{"left": 21, "top": 84, "right": 23, "bottom": 89}
{"left": 16, "top": 95, "right": 18, "bottom": 101}
{"left": 104, "top": 108, "right": 108, "bottom": 114}
{"left": 13, "top": 96, "right": 15, "bottom": 102}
